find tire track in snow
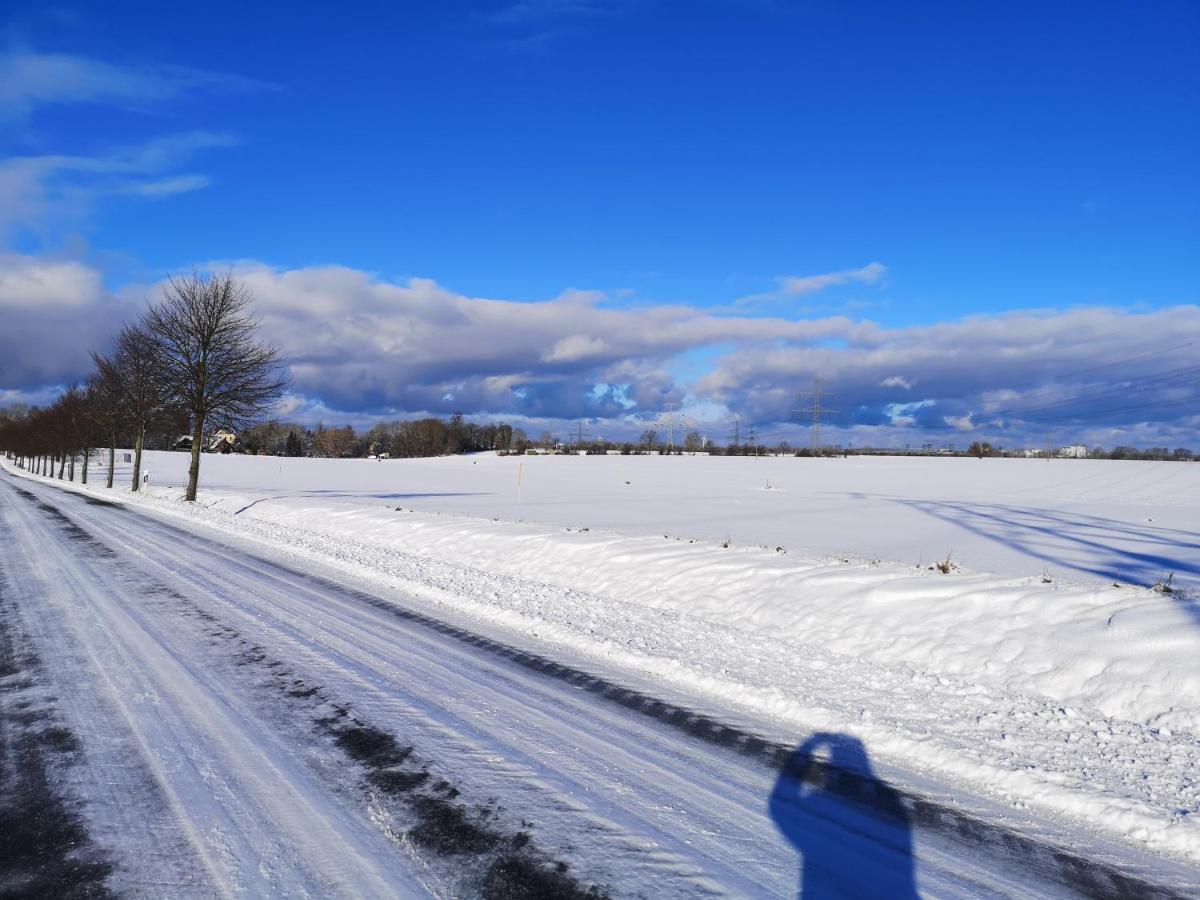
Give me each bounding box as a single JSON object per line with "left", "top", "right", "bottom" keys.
{"left": 0, "top": 554, "right": 114, "bottom": 898}
{"left": 4, "top": 475, "right": 617, "bottom": 898}
{"left": 0, "top": 476, "right": 435, "bottom": 898}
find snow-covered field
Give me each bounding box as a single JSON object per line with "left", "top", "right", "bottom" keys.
{"left": 133, "top": 451, "right": 1198, "bottom": 589}
{"left": 6, "top": 451, "right": 1200, "bottom": 873}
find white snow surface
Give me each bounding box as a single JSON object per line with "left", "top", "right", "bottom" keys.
{"left": 6, "top": 451, "right": 1200, "bottom": 868}
{"left": 136, "top": 451, "right": 1199, "bottom": 590}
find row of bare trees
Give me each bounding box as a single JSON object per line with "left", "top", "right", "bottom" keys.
{"left": 0, "top": 272, "right": 285, "bottom": 501}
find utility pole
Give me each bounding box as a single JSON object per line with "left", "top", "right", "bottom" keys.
{"left": 795, "top": 377, "right": 837, "bottom": 452}
{"left": 577, "top": 418, "right": 585, "bottom": 450}
{"left": 659, "top": 402, "right": 680, "bottom": 452}
{"left": 726, "top": 414, "right": 741, "bottom": 448}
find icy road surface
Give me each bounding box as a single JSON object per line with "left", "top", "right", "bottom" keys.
{"left": 1, "top": 472, "right": 1195, "bottom": 898}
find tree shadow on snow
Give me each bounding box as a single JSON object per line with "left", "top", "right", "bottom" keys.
{"left": 1171, "top": 592, "right": 1200, "bottom": 630}
{"left": 883, "top": 496, "right": 1200, "bottom": 589}
{"left": 770, "top": 733, "right": 918, "bottom": 899}
{"left": 233, "top": 491, "right": 492, "bottom": 514}
{"left": 299, "top": 490, "right": 493, "bottom": 501}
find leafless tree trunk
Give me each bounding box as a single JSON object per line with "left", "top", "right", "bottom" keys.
{"left": 107, "top": 324, "right": 171, "bottom": 492}
{"left": 89, "top": 354, "right": 130, "bottom": 490}
{"left": 145, "top": 272, "right": 286, "bottom": 501}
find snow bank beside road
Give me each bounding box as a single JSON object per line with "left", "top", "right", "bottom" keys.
{"left": 5, "top": 456, "right": 1200, "bottom": 866}
{"left": 188, "top": 487, "right": 1200, "bottom": 733}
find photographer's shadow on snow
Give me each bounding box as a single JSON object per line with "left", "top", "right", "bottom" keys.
{"left": 770, "top": 733, "right": 918, "bottom": 899}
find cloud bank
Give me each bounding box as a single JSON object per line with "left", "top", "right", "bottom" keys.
{"left": 1, "top": 255, "right": 1196, "bottom": 448}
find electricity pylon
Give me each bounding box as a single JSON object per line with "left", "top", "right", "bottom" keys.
{"left": 793, "top": 377, "right": 837, "bottom": 451}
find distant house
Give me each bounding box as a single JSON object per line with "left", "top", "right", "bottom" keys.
{"left": 1058, "top": 444, "right": 1088, "bottom": 459}
{"left": 208, "top": 429, "right": 238, "bottom": 454}
{"left": 171, "top": 429, "right": 238, "bottom": 453}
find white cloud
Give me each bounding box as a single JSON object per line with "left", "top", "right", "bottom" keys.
{"left": 0, "top": 50, "right": 267, "bottom": 121}
{"left": 0, "top": 253, "right": 139, "bottom": 389}
{"left": 0, "top": 48, "right": 248, "bottom": 242}
{"left": 884, "top": 399, "right": 934, "bottom": 427}
{"left": 0, "top": 255, "right": 101, "bottom": 308}
{"left": 731, "top": 262, "right": 888, "bottom": 310}
{"left": 544, "top": 334, "right": 607, "bottom": 362}
{"left": 117, "top": 174, "right": 213, "bottom": 197}
{"left": 0, "top": 132, "right": 236, "bottom": 240}
{"left": 880, "top": 375, "right": 913, "bottom": 389}
{"left": 778, "top": 262, "right": 886, "bottom": 296}
{"left": 488, "top": 0, "right": 620, "bottom": 25}
{"left": 0, "top": 51, "right": 173, "bottom": 118}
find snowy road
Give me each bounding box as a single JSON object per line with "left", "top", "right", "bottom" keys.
{"left": 0, "top": 470, "right": 1195, "bottom": 898}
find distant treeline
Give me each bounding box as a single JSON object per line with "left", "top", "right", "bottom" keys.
{"left": 4, "top": 403, "right": 1194, "bottom": 463}
{"left": 1095, "top": 445, "right": 1195, "bottom": 460}
{"left": 225, "top": 426, "right": 1200, "bottom": 462}
{"left": 242, "top": 415, "right": 517, "bottom": 459}
{"left": 238, "top": 425, "right": 854, "bottom": 459}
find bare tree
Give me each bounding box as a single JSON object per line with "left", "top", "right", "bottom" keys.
{"left": 57, "top": 384, "right": 92, "bottom": 481}
{"left": 77, "top": 379, "right": 104, "bottom": 484}
{"left": 968, "top": 440, "right": 995, "bottom": 459}
{"left": 145, "top": 272, "right": 286, "bottom": 501}
{"left": 88, "top": 355, "right": 127, "bottom": 488}
{"left": 108, "top": 322, "right": 172, "bottom": 491}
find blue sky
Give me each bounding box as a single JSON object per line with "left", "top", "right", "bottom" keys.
{"left": 2, "top": 1, "right": 1198, "bottom": 446}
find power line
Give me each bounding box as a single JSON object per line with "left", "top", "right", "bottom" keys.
{"left": 926, "top": 390, "right": 1200, "bottom": 432}
{"left": 978, "top": 363, "right": 1200, "bottom": 422}
{"left": 655, "top": 403, "right": 683, "bottom": 450}
{"left": 727, "top": 413, "right": 741, "bottom": 446}
{"left": 793, "top": 377, "right": 837, "bottom": 450}
{"left": 1047, "top": 392, "right": 1200, "bottom": 422}
{"left": 987, "top": 339, "right": 1197, "bottom": 400}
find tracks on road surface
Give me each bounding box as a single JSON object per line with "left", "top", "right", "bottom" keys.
{"left": 1, "top": 469, "right": 1196, "bottom": 898}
